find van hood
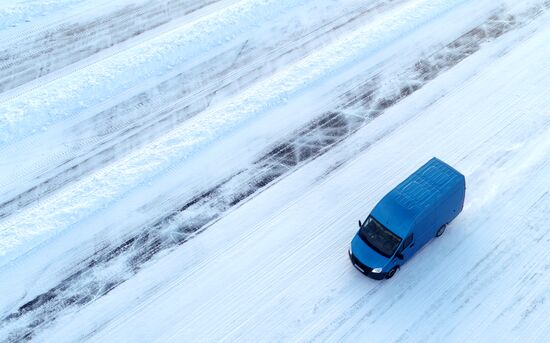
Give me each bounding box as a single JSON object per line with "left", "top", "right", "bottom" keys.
{"left": 351, "top": 234, "right": 390, "bottom": 270}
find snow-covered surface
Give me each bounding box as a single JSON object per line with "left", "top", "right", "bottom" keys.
{"left": 0, "top": 0, "right": 472, "bottom": 271}
{"left": 0, "top": 0, "right": 238, "bottom": 94}
{"left": 0, "top": 0, "right": 549, "bottom": 341}
{"left": 0, "top": 0, "right": 311, "bottom": 146}
{"left": 0, "top": 0, "right": 89, "bottom": 30}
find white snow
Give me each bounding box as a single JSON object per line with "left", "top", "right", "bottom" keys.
{"left": 0, "top": 0, "right": 473, "bottom": 268}
{"left": 0, "top": 0, "right": 549, "bottom": 341}
{"left": 0, "top": 0, "right": 310, "bottom": 147}
{"left": 0, "top": 0, "right": 89, "bottom": 30}
{"left": 55, "top": 19, "right": 550, "bottom": 343}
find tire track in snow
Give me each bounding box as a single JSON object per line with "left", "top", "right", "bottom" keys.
{"left": 3, "top": 2, "right": 544, "bottom": 340}
{"left": 0, "top": 0, "right": 88, "bottom": 32}
{"left": 0, "top": 0, "right": 395, "bottom": 220}
{"left": 0, "top": 0, "right": 312, "bottom": 148}
{"left": 0, "top": 0, "right": 222, "bottom": 93}
{"left": 0, "top": 0, "right": 471, "bottom": 267}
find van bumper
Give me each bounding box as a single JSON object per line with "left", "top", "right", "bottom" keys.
{"left": 348, "top": 249, "right": 386, "bottom": 280}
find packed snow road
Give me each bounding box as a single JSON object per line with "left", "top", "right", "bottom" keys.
{"left": 0, "top": 0, "right": 395, "bottom": 220}
{"left": 0, "top": 0, "right": 227, "bottom": 93}
{"left": 0, "top": 0, "right": 549, "bottom": 342}
{"left": 62, "top": 19, "right": 550, "bottom": 343}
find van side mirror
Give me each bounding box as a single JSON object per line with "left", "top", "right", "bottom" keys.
{"left": 358, "top": 220, "right": 362, "bottom": 228}
{"left": 396, "top": 253, "right": 404, "bottom": 260}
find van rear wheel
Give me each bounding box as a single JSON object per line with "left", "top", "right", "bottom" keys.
{"left": 386, "top": 266, "right": 399, "bottom": 279}
{"left": 436, "top": 224, "right": 447, "bottom": 237}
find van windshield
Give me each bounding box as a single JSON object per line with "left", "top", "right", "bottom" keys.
{"left": 358, "top": 216, "right": 402, "bottom": 258}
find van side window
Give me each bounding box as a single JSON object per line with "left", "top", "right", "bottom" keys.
{"left": 403, "top": 234, "right": 413, "bottom": 248}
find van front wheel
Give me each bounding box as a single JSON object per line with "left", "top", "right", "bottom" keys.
{"left": 436, "top": 224, "right": 447, "bottom": 237}
{"left": 386, "top": 267, "right": 399, "bottom": 279}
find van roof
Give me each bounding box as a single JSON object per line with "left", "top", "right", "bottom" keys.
{"left": 371, "top": 157, "right": 464, "bottom": 238}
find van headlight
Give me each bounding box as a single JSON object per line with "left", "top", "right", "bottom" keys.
{"left": 371, "top": 267, "right": 382, "bottom": 273}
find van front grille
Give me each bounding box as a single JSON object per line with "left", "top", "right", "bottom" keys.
{"left": 349, "top": 251, "right": 371, "bottom": 273}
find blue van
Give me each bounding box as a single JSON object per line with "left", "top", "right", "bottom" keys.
{"left": 348, "top": 157, "right": 465, "bottom": 280}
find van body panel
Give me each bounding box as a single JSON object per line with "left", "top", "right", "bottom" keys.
{"left": 349, "top": 158, "right": 465, "bottom": 279}
{"left": 350, "top": 235, "right": 390, "bottom": 270}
